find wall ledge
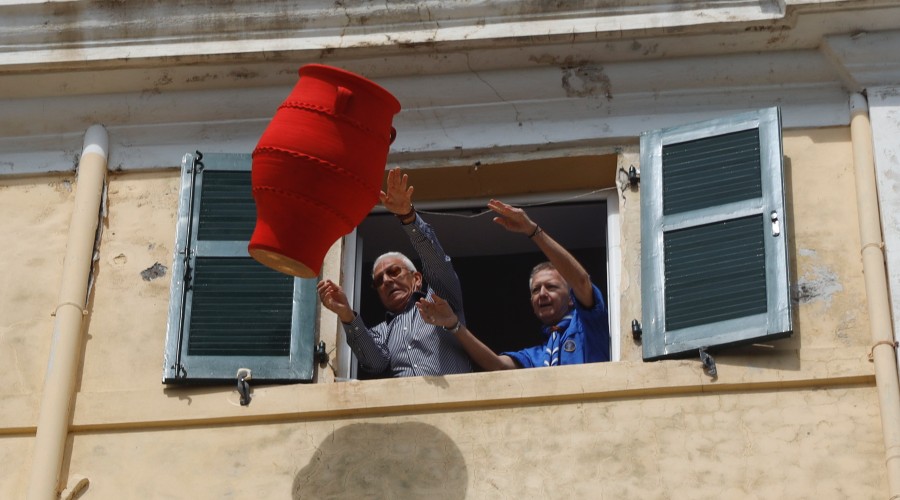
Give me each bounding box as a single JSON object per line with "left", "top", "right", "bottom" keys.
{"left": 1, "top": 346, "right": 865, "bottom": 433}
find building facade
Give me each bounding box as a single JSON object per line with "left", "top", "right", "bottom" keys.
{"left": 2, "top": 1, "right": 900, "bottom": 498}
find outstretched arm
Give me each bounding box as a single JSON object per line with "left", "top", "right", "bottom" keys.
{"left": 417, "top": 294, "right": 517, "bottom": 371}
{"left": 383, "top": 167, "right": 465, "bottom": 315}
{"left": 488, "top": 199, "right": 594, "bottom": 308}
{"left": 317, "top": 279, "right": 355, "bottom": 323}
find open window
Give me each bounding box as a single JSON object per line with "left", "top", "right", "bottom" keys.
{"left": 163, "top": 152, "right": 318, "bottom": 384}
{"left": 335, "top": 157, "right": 621, "bottom": 378}
{"left": 639, "top": 107, "right": 792, "bottom": 360}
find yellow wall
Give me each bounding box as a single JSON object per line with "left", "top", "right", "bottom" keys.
{"left": 0, "top": 127, "right": 883, "bottom": 498}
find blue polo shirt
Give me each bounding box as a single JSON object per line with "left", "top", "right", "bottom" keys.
{"left": 502, "top": 284, "right": 610, "bottom": 367}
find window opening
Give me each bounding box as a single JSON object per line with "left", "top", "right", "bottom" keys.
{"left": 353, "top": 197, "right": 611, "bottom": 378}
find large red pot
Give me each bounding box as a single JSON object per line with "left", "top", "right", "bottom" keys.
{"left": 249, "top": 64, "right": 401, "bottom": 278}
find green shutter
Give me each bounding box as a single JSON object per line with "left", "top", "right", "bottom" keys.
{"left": 164, "top": 153, "right": 318, "bottom": 384}
{"left": 640, "top": 107, "right": 792, "bottom": 360}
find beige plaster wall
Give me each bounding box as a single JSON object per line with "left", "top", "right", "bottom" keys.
{"left": 0, "top": 126, "right": 884, "bottom": 498}
{"left": 63, "top": 385, "right": 884, "bottom": 499}
{"left": 0, "top": 175, "right": 74, "bottom": 395}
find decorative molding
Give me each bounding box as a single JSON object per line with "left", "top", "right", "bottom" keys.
{"left": 2, "top": 1, "right": 900, "bottom": 175}
{"left": 822, "top": 30, "right": 900, "bottom": 91}
{"left": 0, "top": 0, "right": 788, "bottom": 69}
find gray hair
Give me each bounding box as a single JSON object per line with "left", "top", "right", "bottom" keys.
{"left": 528, "top": 261, "right": 557, "bottom": 290}
{"left": 372, "top": 252, "right": 417, "bottom": 278}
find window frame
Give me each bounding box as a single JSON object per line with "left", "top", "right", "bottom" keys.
{"left": 640, "top": 106, "right": 792, "bottom": 360}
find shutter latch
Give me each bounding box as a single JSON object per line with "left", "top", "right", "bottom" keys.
{"left": 631, "top": 319, "right": 642, "bottom": 342}
{"left": 236, "top": 368, "right": 252, "bottom": 406}
{"left": 770, "top": 211, "right": 781, "bottom": 237}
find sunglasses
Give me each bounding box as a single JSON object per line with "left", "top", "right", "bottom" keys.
{"left": 372, "top": 265, "right": 410, "bottom": 289}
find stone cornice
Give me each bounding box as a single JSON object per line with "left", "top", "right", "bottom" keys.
{"left": 0, "top": 0, "right": 790, "bottom": 69}
{"left": 822, "top": 30, "right": 900, "bottom": 91}
{"left": 1, "top": 0, "right": 898, "bottom": 175}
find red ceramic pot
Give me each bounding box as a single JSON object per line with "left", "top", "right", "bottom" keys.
{"left": 249, "top": 64, "right": 401, "bottom": 278}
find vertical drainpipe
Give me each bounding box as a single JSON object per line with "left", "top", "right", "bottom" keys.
{"left": 849, "top": 93, "right": 900, "bottom": 497}
{"left": 26, "top": 125, "right": 108, "bottom": 500}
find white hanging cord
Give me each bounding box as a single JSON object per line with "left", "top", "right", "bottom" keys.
{"left": 414, "top": 188, "right": 612, "bottom": 219}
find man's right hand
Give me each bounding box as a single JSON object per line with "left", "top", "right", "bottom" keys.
{"left": 488, "top": 199, "right": 539, "bottom": 236}
{"left": 317, "top": 279, "right": 355, "bottom": 323}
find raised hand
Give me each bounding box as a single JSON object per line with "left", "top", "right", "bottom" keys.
{"left": 487, "top": 199, "right": 538, "bottom": 235}
{"left": 416, "top": 293, "right": 458, "bottom": 329}
{"left": 317, "top": 279, "right": 355, "bottom": 323}
{"left": 379, "top": 167, "right": 415, "bottom": 216}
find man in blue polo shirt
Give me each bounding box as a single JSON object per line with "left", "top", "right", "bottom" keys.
{"left": 417, "top": 199, "right": 611, "bottom": 370}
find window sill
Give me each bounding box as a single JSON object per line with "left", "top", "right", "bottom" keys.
{"left": 0, "top": 347, "right": 874, "bottom": 434}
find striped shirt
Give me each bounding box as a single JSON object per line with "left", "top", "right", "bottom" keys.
{"left": 343, "top": 214, "right": 474, "bottom": 377}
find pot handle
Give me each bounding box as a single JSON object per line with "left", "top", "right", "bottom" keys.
{"left": 334, "top": 86, "right": 353, "bottom": 114}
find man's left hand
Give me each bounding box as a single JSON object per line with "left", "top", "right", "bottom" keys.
{"left": 416, "top": 294, "right": 458, "bottom": 330}
{"left": 379, "top": 167, "right": 415, "bottom": 216}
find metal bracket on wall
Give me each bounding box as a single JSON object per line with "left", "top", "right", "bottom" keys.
{"left": 236, "top": 368, "right": 252, "bottom": 406}
{"left": 699, "top": 347, "right": 717, "bottom": 379}
{"left": 627, "top": 166, "right": 640, "bottom": 188}
{"left": 315, "top": 341, "right": 329, "bottom": 365}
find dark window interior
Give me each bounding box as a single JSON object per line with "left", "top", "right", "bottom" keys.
{"left": 354, "top": 200, "right": 607, "bottom": 377}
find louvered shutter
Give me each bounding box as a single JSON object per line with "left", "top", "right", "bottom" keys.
{"left": 640, "top": 107, "right": 792, "bottom": 360}
{"left": 164, "top": 153, "right": 317, "bottom": 383}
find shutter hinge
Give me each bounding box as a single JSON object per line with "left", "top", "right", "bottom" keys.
{"left": 194, "top": 150, "right": 204, "bottom": 171}
{"left": 236, "top": 368, "right": 252, "bottom": 406}
{"left": 183, "top": 258, "right": 193, "bottom": 289}
{"left": 699, "top": 347, "right": 718, "bottom": 379}
{"left": 170, "top": 363, "right": 187, "bottom": 379}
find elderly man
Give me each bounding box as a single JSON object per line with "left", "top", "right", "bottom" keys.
{"left": 417, "top": 199, "right": 610, "bottom": 370}
{"left": 317, "top": 168, "right": 473, "bottom": 377}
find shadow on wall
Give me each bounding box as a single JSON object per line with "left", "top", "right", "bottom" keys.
{"left": 293, "top": 422, "right": 468, "bottom": 499}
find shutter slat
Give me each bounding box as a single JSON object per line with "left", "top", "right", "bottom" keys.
{"left": 663, "top": 215, "right": 767, "bottom": 331}
{"left": 187, "top": 257, "right": 294, "bottom": 356}
{"left": 197, "top": 171, "right": 257, "bottom": 241}
{"left": 662, "top": 129, "right": 762, "bottom": 215}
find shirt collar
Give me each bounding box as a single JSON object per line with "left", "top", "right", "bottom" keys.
{"left": 385, "top": 290, "right": 427, "bottom": 321}
{"left": 542, "top": 313, "right": 573, "bottom": 337}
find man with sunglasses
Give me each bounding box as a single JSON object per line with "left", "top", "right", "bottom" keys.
{"left": 317, "top": 167, "right": 473, "bottom": 377}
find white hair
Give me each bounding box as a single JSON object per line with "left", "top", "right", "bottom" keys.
{"left": 372, "top": 252, "right": 417, "bottom": 278}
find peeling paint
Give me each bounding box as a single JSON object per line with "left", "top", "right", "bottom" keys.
{"left": 140, "top": 262, "right": 167, "bottom": 281}
{"left": 154, "top": 73, "right": 173, "bottom": 87}
{"left": 792, "top": 265, "right": 842, "bottom": 305}
{"left": 186, "top": 73, "right": 218, "bottom": 83}
{"left": 228, "top": 69, "right": 259, "bottom": 80}
{"left": 561, "top": 63, "right": 611, "bottom": 100}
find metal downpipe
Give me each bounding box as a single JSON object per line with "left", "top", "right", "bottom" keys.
{"left": 850, "top": 93, "right": 900, "bottom": 498}
{"left": 26, "top": 125, "right": 108, "bottom": 500}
